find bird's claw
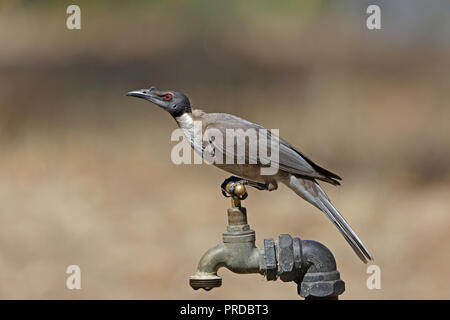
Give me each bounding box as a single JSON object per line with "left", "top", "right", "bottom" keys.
{"left": 221, "top": 176, "right": 245, "bottom": 198}
{"left": 220, "top": 176, "right": 268, "bottom": 199}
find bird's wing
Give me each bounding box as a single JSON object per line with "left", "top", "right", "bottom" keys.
{"left": 203, "top": 114, "right": 340, "bottom": 184}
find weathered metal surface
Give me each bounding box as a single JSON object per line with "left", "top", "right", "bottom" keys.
{"left": 189, "top": 181, "right": 345, "bottom": 299}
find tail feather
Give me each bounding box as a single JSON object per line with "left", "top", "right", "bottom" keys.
{"left": 316, "top": 196, "right": 373, "bottom": 263}
{"left": 284, "top": 175, "right": 373, "bottom": 264}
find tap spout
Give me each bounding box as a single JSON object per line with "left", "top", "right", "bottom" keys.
{"left": 190, "top": 203, "right": 264, "bottom": 290}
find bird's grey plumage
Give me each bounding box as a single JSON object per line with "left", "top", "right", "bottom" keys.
{"left": 202, "top": 113, "right": 342, "bottom": 185}
{"left": 201, "top": 113, "right": 372, "bottom": 263}
{"left": 126, "top": 87, "right": 373, "bottom": 263}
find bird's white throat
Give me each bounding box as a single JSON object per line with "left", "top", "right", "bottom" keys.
{"left": 175, "top": 113, "right": 195, "bottom": 129}
{"left": 175, "top": 112, "right": 204, "bottom": 154}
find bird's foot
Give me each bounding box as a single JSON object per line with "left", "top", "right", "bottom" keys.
{"left": 221, "top": 176, "right": 244, "bottom": 198}
{"left": 220, "top": 176, "right": 268, "bottom": 199}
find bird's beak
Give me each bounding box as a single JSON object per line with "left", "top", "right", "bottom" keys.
{"left": 126, "top": 86, "right": 163, "bottom": 104}
{"left": 126, "top": 88, "right": 154, "bottom": 100}
{"left": 126, "top": 86, "right": 169, "bottom": 110}
{"left": 126, "top": 90, "right": 147, "bottom": 98}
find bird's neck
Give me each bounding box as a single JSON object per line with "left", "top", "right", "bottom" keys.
{"left": 175, "top": 112, "right": 194, "bottom": 129}
{"left": 174, "top": 110, "right": 206, "bottom": 153}
{"left": 175, "top": 109, "right": 204, "bottom": 129}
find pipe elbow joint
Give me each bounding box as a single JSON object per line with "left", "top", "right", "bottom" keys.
{"left": 298, "top": 240, "right": 345, "bottom": 299}
{"left": 301, "top": 240, "right": 337, "bottom": 273}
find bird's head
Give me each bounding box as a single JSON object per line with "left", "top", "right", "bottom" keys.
{"left": 126, "top": 86, "right": 191, "bottom": 117}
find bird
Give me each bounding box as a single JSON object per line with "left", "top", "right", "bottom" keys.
{"left": 126, "top": 86, "right": 373, "bottom": 263}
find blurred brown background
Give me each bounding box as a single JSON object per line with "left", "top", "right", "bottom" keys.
{"left": 1, "top": 0, "right": 449, "bottom": 299}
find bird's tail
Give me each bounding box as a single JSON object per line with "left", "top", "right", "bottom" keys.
{"left": 283, "top": 174, "right": 373, "bottom": 264}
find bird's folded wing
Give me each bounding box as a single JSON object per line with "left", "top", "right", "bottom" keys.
{"left": 203, "top": 119, "right": 325, "bottom": 178}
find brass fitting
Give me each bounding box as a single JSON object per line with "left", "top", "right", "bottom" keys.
{"left": 225, "top": 182, "right": 247, "bottom": 207}
{"left": 189, "top": 181, "right": 345, "bottom": 299}
{"left": 189, "top": 182, "right": 264, "bottom": 291}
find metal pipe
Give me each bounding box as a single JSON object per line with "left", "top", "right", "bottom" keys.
{"left": 297, "top": 240, "right": 345, "bottom": 299}
{"left": 189, "top": 196, "right": 265, "bottom": 290}
{"left": 193, "top": 239, "right": 263, "bottom": 275}
{"left": 301, "top": 240, "right": 337, "bottom": 273}
{"left": 189, "top": 181, "right": 345, "bottom": 299}
{"left": 195, "top": 243, "right": 228, "bottom": 275}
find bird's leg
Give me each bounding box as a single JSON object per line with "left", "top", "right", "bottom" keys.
{"left": 247, "top": 180, "right": 270, "bottom": 191}
{"left": 221, "top": 176, "right": 268, "bottom": 199}
{"left": 221, "top": 176, "right": 242, "bottom": 198}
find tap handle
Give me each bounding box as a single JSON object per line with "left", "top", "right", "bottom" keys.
{"left": 220, "top": 176, "right": 248, "bottom": 201}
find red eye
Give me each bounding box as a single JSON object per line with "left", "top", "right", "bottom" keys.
{"left": 164, "top": 94, "right": 172, "bottom": 101}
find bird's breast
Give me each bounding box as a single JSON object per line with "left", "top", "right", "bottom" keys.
{"left": 176, "top": 114, "right": 204, "bottom": 154}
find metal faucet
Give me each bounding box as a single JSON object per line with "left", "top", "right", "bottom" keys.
{"left": 189, "top": 181, "right": 346, "bottom": 299}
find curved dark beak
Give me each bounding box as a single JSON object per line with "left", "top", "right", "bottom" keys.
{"left": 126, "top": 86, "right": 159, "bottom": 99}
{"left": 126, "top": 89, "right": 152, "bottom": 99}
{"left": 126, "top": 87, "right": 168, "bottom": 110}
